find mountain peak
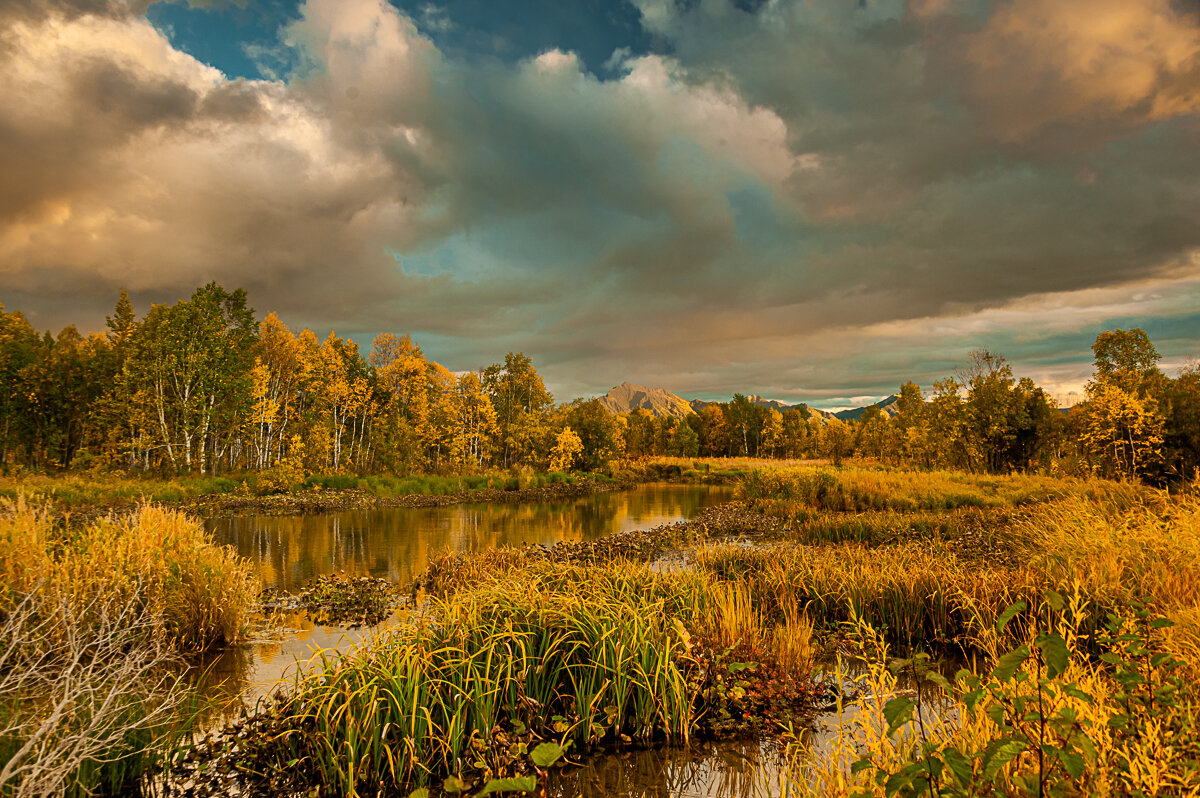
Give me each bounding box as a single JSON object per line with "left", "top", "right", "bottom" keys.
{"left": 597, "top": 383, "right": 693, "bottom": 418}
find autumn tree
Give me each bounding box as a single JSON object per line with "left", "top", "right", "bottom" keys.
{"left": 819, "top": 417, "right": 854, "bottom": 467}
{"left": 855, "top": 405, "right": 889, "bottom": 461}
{"left": 1080, "top": 328, "right": 1167, "bottom": 481}
{"left": 779, "top": 407, "right": 814, "bottom": 458}
{"left": 450, "top": 372, "right": 497, "bottom": 471}
{"left": 549, "top": 426, "right": 583, "bottom": 472}
{"left": 761, "top": 408, "right": 784, "bottom": 458}
{"left": 1091, "top": 328, "right": 1163, "bottom": 397}
{"left": 695, "top": 404, "right": 729, "bottom": 457}
{"left": 1080, "top": 383, "right": 1165, "bottom": 480}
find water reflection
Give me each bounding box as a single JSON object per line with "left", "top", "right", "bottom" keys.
{"left": 546, "top": 740, "right": 786, "bottom": 798}
{"left": 206, "top": 483, "right": 734, "bottom": 592}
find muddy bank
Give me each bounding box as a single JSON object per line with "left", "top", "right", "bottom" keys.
{"left": 183, "top": 478, "right": 630, "bottom": 517}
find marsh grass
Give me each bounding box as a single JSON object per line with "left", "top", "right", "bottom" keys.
{"left": 736, "top": 465, "right": 1121, "bottom": 515}
{"left": 0, "top": 499, "right": 258, "bottom": 652}
{"left": 0, "top": 470, "right": 588, "bottom": 509}
{"left": 247, "top": 558, "right": 819, "bottom": 796}
{"left": 0, "top": 473, "right": 244, "bottom": 507}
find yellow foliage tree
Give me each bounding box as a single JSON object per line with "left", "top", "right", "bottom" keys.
{"left": 1080, "top": 383, "right": 1165, "bottom": 480}
{"left": 549, "top": 426, "right": 583, "bottom": 472}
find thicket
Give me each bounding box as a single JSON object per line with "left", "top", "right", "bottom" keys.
{"left": 0, "top": 499, "right": 258, "bottom": 796}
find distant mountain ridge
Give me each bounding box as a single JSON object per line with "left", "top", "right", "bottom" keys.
{"left": 833, "top": 394, "right": 901, "bottom": 421}
{"left": 597, "top": 383, "right": 882, "bottom": 421}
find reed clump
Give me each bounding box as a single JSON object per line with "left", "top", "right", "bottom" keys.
{"left": 737, "top": 465, "right": 1149, "bottom": 516}
{"left": 0, "top": 498, "right": 258, "bottom": 651}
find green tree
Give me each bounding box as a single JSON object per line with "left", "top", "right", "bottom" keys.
{"left": 483, "top": 353, "right": 553, "bottom": 468}
{"left": 127, "top": 283, "right": 257, "bottom": 474}
{"left": 1091, "top": 328, "right": 1162, "bottom": 396}
{"left": 0, "top": 305, "right": 42, "bottom": 468}
{"left": 564, "top": 399, "right": 624, "bottom": 470}
{"left": 666, "top": 417, "right": 699, "bottom": 457}
{"left": 1165, "top": 361, "right": 1200, "bottom": 481}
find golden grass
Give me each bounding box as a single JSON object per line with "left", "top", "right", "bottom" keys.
{"left": 0, "top": 496, "right": 258, "bottom": 651}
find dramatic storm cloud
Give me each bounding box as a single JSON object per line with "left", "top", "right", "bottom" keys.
{"left": 2, "top": 0, "right": 1198, "bottom": 407}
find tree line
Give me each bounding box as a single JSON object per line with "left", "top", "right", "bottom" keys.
{"left": 1, "top": 284, "right": 1196, "bottom": 483}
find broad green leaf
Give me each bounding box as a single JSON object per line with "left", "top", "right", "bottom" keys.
{"left": 941, "top": 747, "right": 974, "bottom": 784}
{"left": 995, "top": 602, "right": 1027, "bottom": 636}
{"left": 1043, "top": 589, "right": 1065, "bottom": 613}
{"left": 408, "top": 791, "right": 429, "bottom": 798}
{"left": 982, "top": 738, "right": 1027, "bottom": 781}
{"left": 475, "top": 776, "right": 537, "bottom": 796}
{"left": 851, "top": 757, "right": 875, "bottom": 775}
{"left": 882, "top": 696, "right": 916, "bottom": 736}
{"left": 1036, "top": 633, "right": 1069, "bottom": 678}
{"left": 443, "top": 776, "right": 467, "bottom": 794}
{"left": 531, "top": 741, "right": 566, "bottom": 768}
{"left": 992, "top": 645, "right": 1030, "bottom": 683}
{"left": 1056, "top": 748, "right": 1087, "bottom": 779}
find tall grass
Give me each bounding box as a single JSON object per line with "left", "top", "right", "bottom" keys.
{"left": 0, "top": 499, "right": 258, "bottom": 651}
{"left": 304, "top": 471, "right": 583, "bottom": 498}
{"left": 737, "top": 465, "right": 1149, "bottom": 515}
{"left": 252, "top": 558, "right": 818, "bottom": 796}
{"left": 0, "top": 473, "right": 245, "bottom": 507}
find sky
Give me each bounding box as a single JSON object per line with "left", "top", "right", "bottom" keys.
{"left": 2, "top": 0, "right": 1199, "bottom": 409}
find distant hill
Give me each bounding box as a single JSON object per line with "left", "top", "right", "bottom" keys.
{"left": 597, "top": 382, "right": 694, "bottom": 418}
{"left": 597, "top": 383, "right": 898, "bottom": 422}
{"left": 834, "top": 394, "right": 901, "bottom": 421}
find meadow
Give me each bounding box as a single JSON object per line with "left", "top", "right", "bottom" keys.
{"left": 0, "top": 469, "right": 590, "bottom": 511}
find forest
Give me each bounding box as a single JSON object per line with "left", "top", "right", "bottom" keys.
{"left": 1, "top": 282, "right": 1197, "bottom": 485}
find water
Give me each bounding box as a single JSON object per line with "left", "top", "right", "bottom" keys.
{"left": 198, "top": 483, "right": 734, "bottom": 712}
{"left": 206, "top": 483, "right": 733, "bottom": 592}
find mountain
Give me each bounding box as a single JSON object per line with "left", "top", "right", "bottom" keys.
{"left": 833, "top": 394, "right": 901, "bottom": 421}
{"left": 744, "top": 394, "right": 792, "bottom": 412}
{"left": 597, "top": 382, "right": 694, "bottom": 418}
{"left": 597, "top": 383, "right": 898, "bottom": 422}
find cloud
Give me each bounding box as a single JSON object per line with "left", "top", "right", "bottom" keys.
{"left": 951, "top": 0, "right": 1200, "bottom": 147}
{"left": 1, "top": 0, "right": 1198, "bottom": 405}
